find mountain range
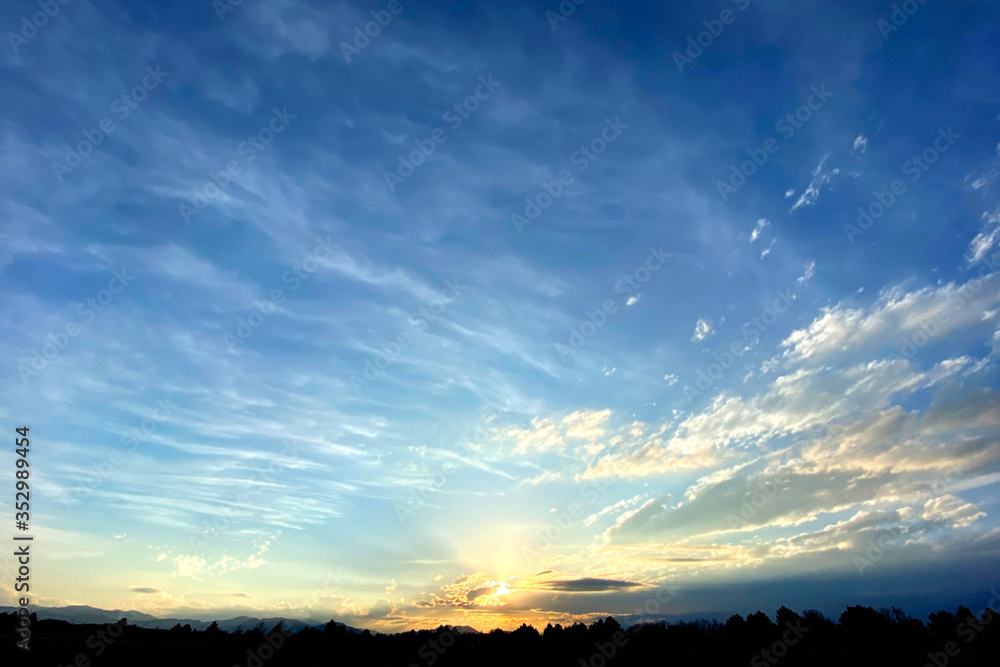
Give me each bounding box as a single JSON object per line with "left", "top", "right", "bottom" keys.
{"left": 0, "top": 604, "right": 363, "bottom": 634}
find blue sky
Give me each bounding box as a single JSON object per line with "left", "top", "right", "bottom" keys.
{"left": 2, "top": 0, "right": 1000, "bottom": 631}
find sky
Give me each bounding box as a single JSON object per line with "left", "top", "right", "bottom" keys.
{"left": 2, "top": 0, "right": 1000, "bottom": 633}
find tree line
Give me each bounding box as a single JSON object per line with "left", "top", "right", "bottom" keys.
{"left": 2, "top": 603, "right": 997, "bottom": 666}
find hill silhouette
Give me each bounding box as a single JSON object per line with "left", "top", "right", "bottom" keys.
{"left": 0, "top": 604, "right": 361, "bottom": 635}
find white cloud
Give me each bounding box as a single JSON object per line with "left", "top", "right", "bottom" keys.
{"left": 967, "top": 208, "right": 1000, "bottom": 265}
{"left": 605, "top": 378, "right": 999, "bottom": 544}
{"left": 497, "top": 410, "right": 613, "bottom": 455}
{"left": 853, "top": 135, "right": 868, "bottom": 154}
{"left": 760, "top": 238, "right": 776, "bottom": 260}
{"left": 781, "top": 279, "right": 1000, "bottom": 366}
{"left": 790, "top": 154, "right": 840, "bottom": 213}
{"left": 583, "top": 494, "right": 644, "bottom": 526}
{"left": 691, "top": 318, "right": 714, "bottom": 342}
{"left": 584, "top": 278, "right": 1000, "bottom": 485}
{"left": 582, "top": 421, "right": 716, "bottom": 479}
{"left": 750, "top": 218, "right": 770, "bottom": 244}
{"left": 170, "top": 542, "right": 272, "bottom": 578}
{"left": 920, "top": 495, "right": 985, "bottom": 528}
{"left": 798, "top": 260, "right": 816, "bottom": 285}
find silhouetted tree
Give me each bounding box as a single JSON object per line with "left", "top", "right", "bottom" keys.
{"left": 4, "top": 602, "right": 1000, "bottom": 667}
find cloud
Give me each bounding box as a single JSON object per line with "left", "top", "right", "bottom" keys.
{"left": 467, "top": 584, "right": 503, "bottom": 601}
{"left": 584, "top": 494, "right": 645, "bottom": 526}
{"left": 781, "top": 279, "right": 1000, "bottom": 366}
{"left": 367, "top": 599, "right": 395, "bottom": 619}
{"left": 585, "top": 278, "right": 1000, "bottom": 484}
{"left": 496, "top": 410, "right": 612, "bottom": 455}
{"left": 416, "top": 572, "right": 513, "bottom": 609}
{"left": 750, "top": 218, "right": 770, "bottom": 244}
{"left": 691, "top": 318, "right": 715, "bottom": 342}
{"left": 853, "top": 135, "right": 868, "bottom": 154}
{"left": 169, "top": 541, "right": 272, "bottom": 578}
{"left": 582, "top": 421, "right": 717, "bottom": 479}
{"left": 607, "top": 411, "right": 997, "bottom": 542}
{"left": 967, "top": 208, "right": 1000, "bottom": 265}
{"left": 563, "top": 410, "right": 613, "bottom": 440}
{"left": 137, "top": 244, "right": 259, "bottom": 304}
{"left": 599, "top": 277, "right": 1000, "bottom": 550}
{"left": 131, "top": 587, "right": 161, "bottom": 594}
{"left": 798, "top": 260, "right": 816, "bottom": 285}
{"left": 531, "top": 577, "right": 642, "bottom": 592}
{"left": 790, "top": 154, "right": 840, "bottom": 213}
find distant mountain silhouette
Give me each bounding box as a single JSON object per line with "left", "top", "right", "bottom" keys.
{"left": 0, "top": 604, "right": 363, "bottom": 634}
{"left": 443, "top": 624, "right": 481, "bottom": 634}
